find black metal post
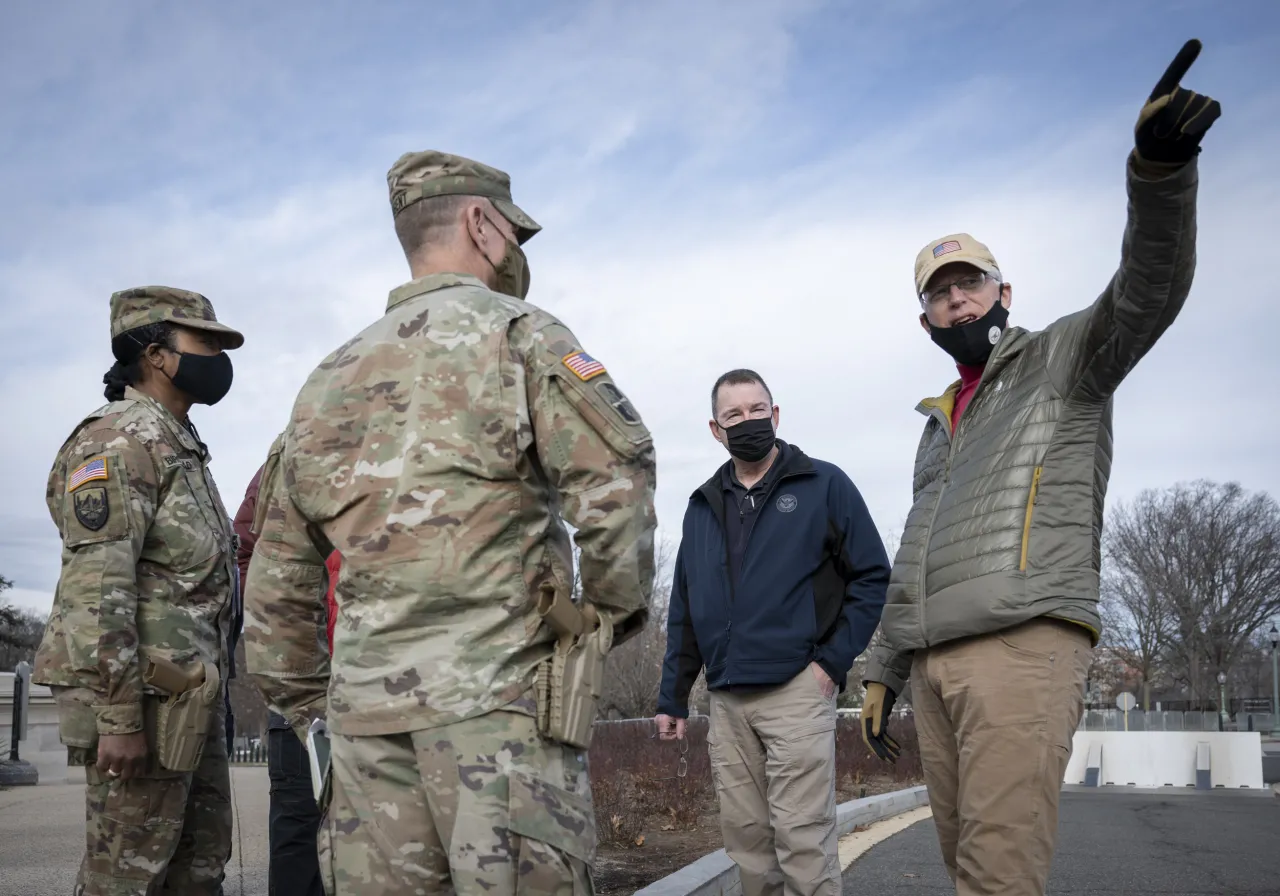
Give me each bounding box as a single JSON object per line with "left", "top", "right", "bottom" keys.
{"left": 9, "top": 671, "right": 23, "bottom": 762}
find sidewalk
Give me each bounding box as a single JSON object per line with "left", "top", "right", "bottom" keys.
{"left": 0, "top": 766, "right": 270, "bottom": 896}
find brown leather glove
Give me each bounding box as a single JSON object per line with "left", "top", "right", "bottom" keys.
{"left": 861, "top": 682, "right": 902, "bottom": 764}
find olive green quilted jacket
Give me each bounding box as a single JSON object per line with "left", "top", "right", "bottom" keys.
{"left": 865, "top": 152, "right": 1199, "bottom": 697}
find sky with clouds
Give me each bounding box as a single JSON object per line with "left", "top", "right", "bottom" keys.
{"left": 2, "top": 0, "right": 1277, "bottom": 616}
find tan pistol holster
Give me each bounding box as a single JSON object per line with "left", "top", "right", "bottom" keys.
{"left": 143, "top": 655, "right": 221, "bottom": 773}
{"left": 533, "top": 585, "right": 613, "bottom": 750}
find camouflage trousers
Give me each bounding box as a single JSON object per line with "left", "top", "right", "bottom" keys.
{"left": 319, "top": 709, "right": 597, "bottom": 895}
{"left": 58, "top": 690, "right": 233, "bottom": 896}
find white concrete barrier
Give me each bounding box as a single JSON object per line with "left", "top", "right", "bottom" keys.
{"left": 1065, "top": 731, "right": 1265, "bottom": 790}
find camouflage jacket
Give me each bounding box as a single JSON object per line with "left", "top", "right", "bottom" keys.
{"left": 33, "top": 387, "right": 238, "bottom": 736}
{"left": 245, "top": 273, "right": 657, "bottom": 739}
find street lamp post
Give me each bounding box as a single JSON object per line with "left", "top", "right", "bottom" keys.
{"left": 1269, "top": 624, "right": 1279, "bottom": 738}
{"left": 1217, "top": 670, "right": 1228, "bottom": 731}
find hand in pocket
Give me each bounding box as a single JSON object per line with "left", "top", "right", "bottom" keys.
{"left": 809, "top": 662, "right": 836, "bottom": 700}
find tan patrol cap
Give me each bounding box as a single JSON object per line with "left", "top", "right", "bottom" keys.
{"left": 914, "top": 233, "right": 1001, "bottom": 297}
{"left": 386, "top": 150, "right": 541, "bottom": 245}
{"left": 109, "top": 286, "right": 244, "bottom": 350}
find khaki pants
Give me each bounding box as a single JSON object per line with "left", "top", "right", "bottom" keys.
{"left": 707, "top": 667, "right": 840, "bottom": 896}
{"left": 318, "top": 710, "right": 595, "bottom": 895}
{"left": 909, "top": 617, "right": 1092, "bottom": 896}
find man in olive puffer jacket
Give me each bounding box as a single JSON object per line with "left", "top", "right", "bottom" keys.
{"left": 860, "top": 40, "right": 1221, "bottom": 896}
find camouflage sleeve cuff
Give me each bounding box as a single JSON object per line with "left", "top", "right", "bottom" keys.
{"left": 93, "top": 702, "right": 144, "bottom": 735}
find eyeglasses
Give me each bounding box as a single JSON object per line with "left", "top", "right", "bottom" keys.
{"left": 921, "top": 272, "right": 994, "bottom": 305}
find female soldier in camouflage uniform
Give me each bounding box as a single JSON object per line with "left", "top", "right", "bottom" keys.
{"left": 33, "top": 286, "right": 244, "bottom": 896}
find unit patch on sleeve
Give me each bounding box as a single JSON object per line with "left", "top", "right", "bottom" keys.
{"left": 562, "top": 351, "right": 607, "bottom": 382}
{"left": 73, "top": 487, "right": 110, "bottom": 531}
{"left": 68, "top": 457, "right": 109, "bottom": 492}
{"left": 596, "top": 381, "right": 642, "bottom": 425}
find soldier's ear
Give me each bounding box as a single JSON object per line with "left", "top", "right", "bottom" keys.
{"left": 463, "top": 202, "right": 495, "bottom": 255}
{"left": 142, "top": 342, "right": 169, "bottom": 369}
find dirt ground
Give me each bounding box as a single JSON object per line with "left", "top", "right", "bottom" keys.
{"left": 593, "top": 775, "right": 914, "bottom": 895}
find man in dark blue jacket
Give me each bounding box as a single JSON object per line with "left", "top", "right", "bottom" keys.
{"left": 656, "top": 368, "right": 890, "bottom": 896}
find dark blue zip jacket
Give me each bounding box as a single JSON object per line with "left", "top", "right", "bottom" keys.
{"left": 658, "top": 441, "right": 891, "bottom": 717}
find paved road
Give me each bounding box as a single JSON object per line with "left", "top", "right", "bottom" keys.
{"left": 6, "top": 773, "right": 1277, "bottom": 895}
{"left": 843, "top": 788, "right": 1280, "bottom": 894}
{"left": 0, "top": 766, "right": 270, "bottom": 896}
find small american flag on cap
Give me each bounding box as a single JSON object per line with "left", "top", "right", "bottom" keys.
{"left": 68, "top": 457, "right": 108, "bottom": 492}
{"left": 562, "top": 351, "right": 607, "bottom": 381}
{"left": 933, "top": 240, "right": 963, "bottom": 258}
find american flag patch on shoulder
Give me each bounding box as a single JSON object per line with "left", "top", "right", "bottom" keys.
{"left": 68, "top": 457, "right": 108, "bottom": 491}
{"left": 562, "top": 351, "right": 607, "bottom": 381}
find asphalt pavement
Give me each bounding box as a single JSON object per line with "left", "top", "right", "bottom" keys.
{"left": 0, "top": 765, "right": 269, "bottom": 896}
{"left": 843, "top": 788, "right": 1280, "bottom": 894}
{"left": 5, "top": 773, "right": 1278, "bottom": 895}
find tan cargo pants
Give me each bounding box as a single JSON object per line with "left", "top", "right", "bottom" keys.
{"left": 707, "top": 667, "right": 840, "bottom": 896}
{"left": 909, "top": 617, "right": 1092, "bottom": 896}
{"left": 318, "top": 709, "right": 596, "bottom": 895}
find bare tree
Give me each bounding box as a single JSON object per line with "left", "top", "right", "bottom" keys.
{"left": 1099, "top": 538, "right": 1172, "bottom": 710}
{"left": 595, "top": 537, "right": 683, "bottom": 720}
{"left": 0, "top": 574, "right": 16, "bottom": 628}
{"left": 880, "top": 517, "right": 908, "bottom": 566}
{"left": 1102, "top": 480, "right": 1280, "bottom": 709}
{"left": 227, "top": 639, "right": 270, "bottom": 739}
{"left": 0, "top": 576, "right": 46, "bottom": 673}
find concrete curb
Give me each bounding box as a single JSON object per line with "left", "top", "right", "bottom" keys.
{"left": 632, "top": 785, "right": 929, "bottom": 896}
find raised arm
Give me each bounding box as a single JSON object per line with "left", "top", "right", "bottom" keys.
{"left": 1050, "top": 39, "right": 1220, "bottom": 401}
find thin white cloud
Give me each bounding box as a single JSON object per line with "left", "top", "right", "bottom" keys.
{"left": 2, "top": 2, "right": 1277, "bottom": 616}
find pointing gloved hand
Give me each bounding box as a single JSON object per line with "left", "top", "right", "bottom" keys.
{"left": 1134, "top": 38, "right": 1221, "bottom": 164}
{"left": 861, "top": 681, "right": 902, "bottom": 764}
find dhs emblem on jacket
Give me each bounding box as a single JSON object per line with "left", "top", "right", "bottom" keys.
{"left": 776, "top": 493, "right": 798, "bottom": 513}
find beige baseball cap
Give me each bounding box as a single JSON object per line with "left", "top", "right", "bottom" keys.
{"left": 914, "top": 233, "right": 1001, "bottom": 297}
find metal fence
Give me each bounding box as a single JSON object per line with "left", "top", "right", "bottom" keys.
{"left": 229, "top": 742, "right": 266, "bottom": 764}
{"left": 1078, "top": 708, "right": 1276, "bottom": 733}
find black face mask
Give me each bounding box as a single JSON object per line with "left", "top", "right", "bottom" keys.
{"left": 169, "top": 351, "right": 234, "bottom": 406}
{"left": 721, "top": 417, "right": 776, "bottom": 463}
{"left": 928, "top": 299, "right": 1010, "bottom": 366}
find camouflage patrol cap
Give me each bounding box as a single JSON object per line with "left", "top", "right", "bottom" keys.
{"left": 109, "top": 286, "right": 245, "bottom": 350}
{"left": 387, "top": 150, "right": 541, "bottom": 245}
